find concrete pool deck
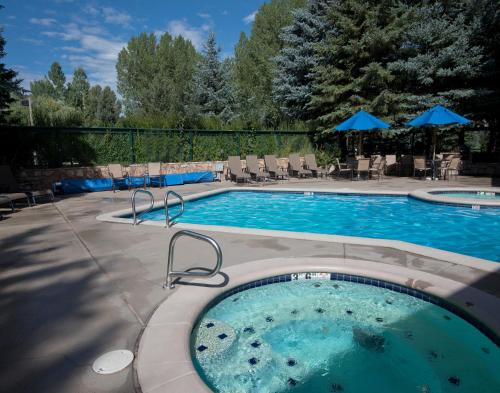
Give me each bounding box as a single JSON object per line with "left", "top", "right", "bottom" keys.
{"left": 1, "top": 176, "right": 499, "bottom": 393}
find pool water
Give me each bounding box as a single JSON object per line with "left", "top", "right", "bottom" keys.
{"left": 139, "top": 191, "right": 500, "bottom": 261}
{"left": 192, "top": 277, "right": 499, "bottom": 393}
{"left": 432, "top": 191, "right": 500, "bottom": 200}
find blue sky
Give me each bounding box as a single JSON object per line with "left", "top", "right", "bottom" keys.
{"left": 1, "top": 0, "right": 266, "bottom": 91}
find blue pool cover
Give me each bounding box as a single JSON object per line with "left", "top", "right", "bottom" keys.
{"left": 60, "top": 171, "right": 214, "bottom": 194}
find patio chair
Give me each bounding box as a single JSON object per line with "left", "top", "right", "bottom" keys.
{"left": 246, "top": 155, "right": 270, "bottom": 181}
{"left": 384, "top": 155, "right": 399, "bottom": 176}
{"left": 0, "top": 165, "right": 53, "bottom": 205}
{"left": 369, "top": 158, "right": 386, "bottom": 180}
{"left": 264, "top": 155, "right": 287, "bottom": 180}
{"left": 147, "top": 162, "right": 164, "bottom": 188}
{"left": 227, "top": 156, "right": 251, "bottom": 183}
{"left": 108, "top": 164, "right": 129, "bottom": 192}
{"left": 413, "top": 157, "right": 431, "bottom": 178}
{"left": 353, "top": 158, "right": 370, "bottom": 180}
{"left": 304, "top": 154, "right": 326, "bottom": 178}
{"left": 0, "top": 192, "right": 31, "bottom": 211}
{"left": 443, "top": 157, "right": 461, "bottom": 181}
{"left": 335, "top": 158, "right": 353, "bottom": 180}
{"left": 288, "top": 153, "right": 312, "bottom": 178}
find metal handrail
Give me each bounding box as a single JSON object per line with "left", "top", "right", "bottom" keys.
{"left": 131, "top": 189, "right": 155, "bottom": 226}
{"left": 164, "top": 230, "right": 223, "bottom": 289}
{"left": 164, "top": 190, "right": 184, "bottom": 227}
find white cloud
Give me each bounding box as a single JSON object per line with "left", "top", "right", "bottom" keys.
{"left": 30, "top": 17, "right": 57, "bottom": 27}
{"left": 221, "top": 10, "right": 228, "bottom": 16}
{"left": 102, "top": 7, "right": 131, "bottom": 27}
{"left": 197, "top": 12, "right": 211, "bottom": 19}
{"left": 166, "top": 19, "right": 206, "bottom": 50}
{"left": 20, "top": 38, "right": 44, "bottom": 45}
{"left": 42, "top": 23, "right": 125, "bottom": 88}
{"left": 243, "top": 10, "right": 257, "bottom": 24}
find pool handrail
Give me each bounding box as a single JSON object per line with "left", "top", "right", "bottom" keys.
{"left": 164, "top": 190, "right": 184, "bottom": 227}
{"left": 164, "top": 229, "right": 223, "bottom": 289}
{"left": 131, "top": 189, "right": 155, "bottom": 226}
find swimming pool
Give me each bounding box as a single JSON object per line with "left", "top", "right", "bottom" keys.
{"left": 137, "top": 190, "right": 500, "bottom": 262}
{"left": 431, "top": 191, "right": 500, "bottom": 200}
{"left": 192, "top": 274, "right": 500, "bottom": 393}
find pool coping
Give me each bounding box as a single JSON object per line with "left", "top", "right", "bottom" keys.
{"left": 135, "top": 257, "right": 500, "bottom": 393}
{"left": 96, "top": 187, "right": 500, "bottom": 271}
{"left": 410, "top": 187, "right": 500, "bottom": 207}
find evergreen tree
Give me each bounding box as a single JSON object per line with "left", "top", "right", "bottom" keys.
{"left": 97, "top": 86, "right": 121, "bottom": 125}
{"left": 0, "top": 23, "right": 22, "bottom": 123}
{"left": 85, "top": 85, "right": 102, "bottom": 125}
{"left": 388, "top": 3, "right": 485, "bottom": 120}
{"left": 48, "top": 62, "right": 66, "bottom": 101}
{"left": 193, "top": 32, "right": 234, "bottom": 122}
{"left": 234, "top": 0, "right": 307, "bottom": 126}
{"left": 273, "top": 0, "right": 334, "bottom": 120}
{"left": 308, "top": 0, "right": 407, "bottom": 128}
{"left": 66, "top": 67, "right": 89, "bottom": 110}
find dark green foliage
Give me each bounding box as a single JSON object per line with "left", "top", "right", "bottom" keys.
{"left": 193, "top": 33, "right": 236, "bottom": 123}
{"left": 309, "top": 0, "right": 408, "bottom": 128}
{"left": 0, "top": 22, "right": 22, "bottom": 123}
{"left": 234, "top": 0, "right": 307, "bottom": 127}
{"left": 273, "top": 0, "right": 334, "bottom": 120}
{"left": 66, "top": 68, "right": 89, "bottom": 110}
{"left": 116, "top": 32, "right": 199, "bottom": 119}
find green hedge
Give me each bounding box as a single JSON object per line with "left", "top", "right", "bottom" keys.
{"left": 1, "top": 127, "right": 315, "bottom": 169}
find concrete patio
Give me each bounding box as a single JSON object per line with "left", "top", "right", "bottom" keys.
{"left": 1, "top": 176, "right": 499, "bottom": 393}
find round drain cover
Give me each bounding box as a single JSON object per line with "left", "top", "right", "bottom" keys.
{"left": 92, "top": 350, "right": 134, "bottom": 375}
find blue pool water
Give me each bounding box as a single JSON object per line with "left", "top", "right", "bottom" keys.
{"left": 139, "top": 191, "right": 500, "bottom": 261}
{"left": 431, "top": 191, "right": 500, "bottom": 200}
{"left": 192, "top": 277, "right": 500, "bottom": 393}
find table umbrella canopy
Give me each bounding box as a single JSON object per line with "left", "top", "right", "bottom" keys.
{"left": 406, "top": 105, "right": 470, "bottom": 127}
{"left": 335, "top": 110, "right": 390, "bottom": 131}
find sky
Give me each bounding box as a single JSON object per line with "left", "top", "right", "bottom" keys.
{"left": 0, "top": 0, "right": 267, "bottom": 91}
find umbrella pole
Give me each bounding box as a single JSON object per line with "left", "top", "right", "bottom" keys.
{"left": 432, "top": 129, "right": 437, "bottom": 180}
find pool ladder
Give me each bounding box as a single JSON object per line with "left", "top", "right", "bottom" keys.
{"left": 164, "top": 230, "right": 223, "bottom": 289}
{"left": 131, "top": 189, "right": 185, "bottom": 227}
{"left": 131, "top": 190, "right": 223, "bottom": 289}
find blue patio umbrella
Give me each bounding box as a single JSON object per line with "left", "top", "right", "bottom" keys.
{"left": 335, "top": 110, "right": 390, "bottom": 154}
{"left": 406, "top": 105, "right": 471, "bottom": 178}
{"left": 335, "top": 110, "right": 390, "bottom": 131}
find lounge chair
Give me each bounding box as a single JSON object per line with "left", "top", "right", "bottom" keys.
{"left": 264, "top": 155, "right": 287, "bottom": 180}
{"left": 0, "top": 165, "right": 53, "bottom": 205}
{"left": 227, "top": 156, "right": 251, "bottom": 183}
{"left": 147, "top": 162, "right": 164, "bottom": 188}
{"left": 443, "top": 157, "right": 461, "bottom": 181}
{"left": 246, "top": 155, "right": 270, "bottom": 181}
{"left": 353, "top": 158, "right": 370, "bottom": 180}
{"left": 108, "top": 164, "right": 129, "bottom": 192}
{"left": 335, "top": 158, "right": 353, "bottom": 180}
{"left": 0, "top": 193, "right": 31, "bottom": 211}
{"left": 369, "top": 158, "right": 386, "bottom": 180}
{"left": 384, "top": 155, "right": 399, "bottom": 176}
{"left": 288, "top": 154, "right": 312, "bottom": 178}
{"left": 413, "top": 157, "right": 431, "bottom": 178}
{"left": 304, "top": 154, "right": 326, "bottom": 178}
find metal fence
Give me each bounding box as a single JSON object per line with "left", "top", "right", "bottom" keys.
{"left": 0, "top": 126, "right": 316, "bottom": 168}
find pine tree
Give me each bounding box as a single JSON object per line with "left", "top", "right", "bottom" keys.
{"left": 97, "top": 86, "right": 121, "bottom": 125}
{"left": 308, "top": 0, "right": 407, "bottom": 128}
{"left": 234, "top": 0, "right": 307, "bottom": 126}
{"left": 85, "top": 85, "right": 102, "bottom": 125}
{"left": 193, "top": 32, "right": 234, "bottom": 122}
{"left": 388, "top": 3, "right": 485, "bottom": 120}
{"left": 0, "top": 23, "right": 22, "bottom": 123}
{"left": 273, "top": 0, "right": 334, "bottom": 120}
{"left": 48, "top": 62, "right": 66, "bottom": 101}
{"left": 66, "top": 68, "right": 89, "bottom": 110}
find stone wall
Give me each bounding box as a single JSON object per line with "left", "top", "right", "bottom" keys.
{"left": 15, "top": 158, "right": 294, "bottom": 189}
